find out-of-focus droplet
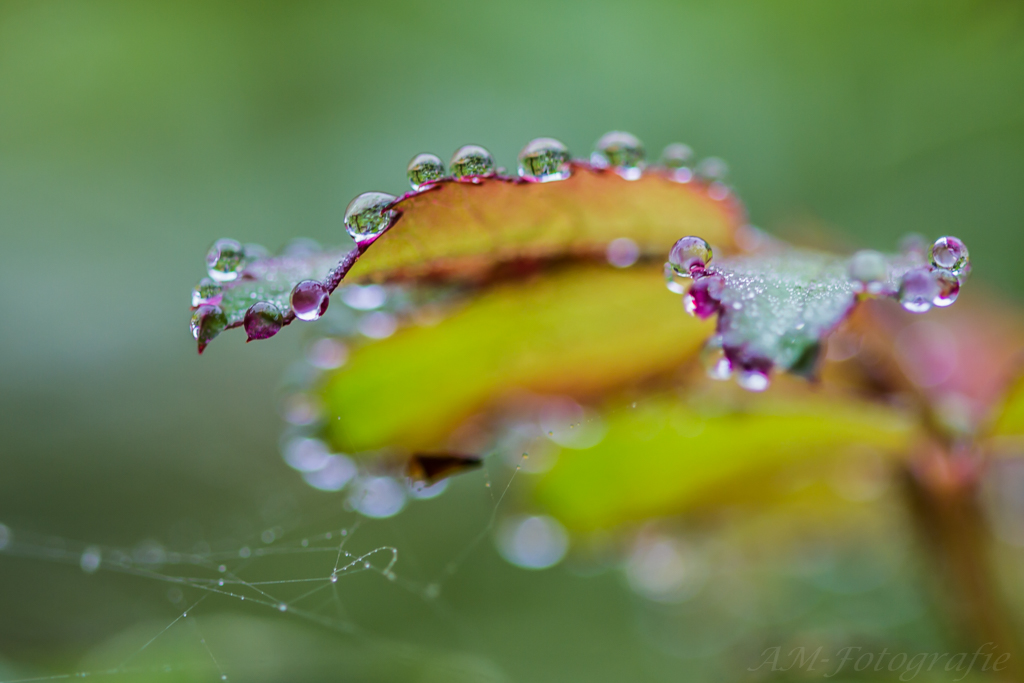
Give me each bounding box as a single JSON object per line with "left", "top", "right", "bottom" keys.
{"left": 664, "top": 263, "right": 688, "bottom": 294}
{"left": 243, "top": 243, "right": 269, "bottom": 260}
{"left": 899, "top": 233, "right": 928, "bottom": 259}
{"left": 660, "top": 143, "right": 694, "bottom": 183}
{"left": 191, "top": 278, "right": 223, "bottom": 307}
{"left": 606, "top": 237, "right": 640, "bottom": 268}
{"left": 591, "top": 131, "right": 645, "bottom": 180}
{"left": 281, "top": 393, "right": 322, "bottom": 426}
{"left": 668, "top": 236, "right": 713, "bottom": 276}
{"left": 291, "top": 280, "right": 329, "bottom": 321}
{"left": 80, "top": 546, "right": 102, "bottom": 574}
{"left": 695, "top": 157, "right": 728, "bottom": 181}
{"left": 707, "top": 182, "right": 730, "bottom": 201}
{"left": 407, "top": 153, "right": 446, "bottom": 190}
{"left": 930, "top": 236, "right": 969, "bottom": 275}
{"left": 282, "top": 238, "right": 322, "bottom": 257}
{"left": 303, "top": 454, "right": 357, "bottom": 492}
{"left": 133, "top": 540, "right": 167, "bottom": 566}
{"left": 626, "top": 536, "right": 706, "bottom": 603}
{"left": 307, "top": 338, "right": 348, "bottom": 369}
{"left": 281, "top": 437, "right": 332, "bottom": 472}
{"left": 898, "top": 267, "right": 939, "bottom": 313}
{"left": 206, "top": 238, "right": 246, "bottom": 282}
{"left": 191, "top": 305, "right": 227, "bottom": 349}
{"left": 518, "top": 137, "right": 571, "bottom": 182}
{"left": 350, "top": 477, "right": 406, "bottom": 519}
{"left": 344, "top": 192, "right": 397, "bottom": 244}
{"left": 243, "top": 302, "right": 284, "bottom": 341}
{"left": 684, "top": 275, "right": 724, "bottom": 319}
{"left": 0, "top": 524, "right": 11, "bottom": 551}
{"left": 495, "top": 515, "right": 568, "bottom": 570}
{"left": 932, "top": 268, "right": 960, "bottom": 307}
{"left": 737, "top": 367, "right": 770, "bottom": 392}
{"left": 848, "top": 250, "right": 888, "bottom": 295}
{"left": 700, "top": 336, "right": 732, "bottom": 380}
{"left": 449, "top": 145, "right": 495, "bottom": 180}
{"left": 341, "top": 284, "right": 387, "bottom": 310}
{"left": 359, "top": 311, "right": 397, "bottom": 339}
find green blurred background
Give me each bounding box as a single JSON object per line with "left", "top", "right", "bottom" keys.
{"left": 1, "top": 1, "right": 1023, "bottom": 681}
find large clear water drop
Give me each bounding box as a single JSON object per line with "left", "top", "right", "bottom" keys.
{"left": 449, "top": 145, "right": 495, "bottom": 180}
{"left": 407, "top": 153, "right": 446, "bottom": 190}
{"left": 668, "top": 236, "right": 713, "bottom": 276}
{"left": 291, "top": 280, "right": 329, "bottom": 321}
{"left": 206, "top": 238, "right": 245, "bottom": 282}
{"left": 591, "top": 131, "right": 645, "bottom": 180}
{"left": 244, "top": 301, "right": 284, "bottom": 340}
{"left": 930, "top": 236, "right": 969, "bottom": 275}
{"left": 518, "top": 137, "right": 571, "bottom": 182}
{"left": 344, "top": 192, "right": 397, "bottom": 244}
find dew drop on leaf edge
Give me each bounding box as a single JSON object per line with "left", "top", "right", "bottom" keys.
{"left": 517, "top": 137, "right": 571, "bottom": 182}
{"left": 291, "top": 280, "right": 330, "bottom": 322}
{"left": 191, "top": 277, "right": 222, "bottom": 307}
{"left": 344, "top": 192, "right": 397, "bottom": 244}
{"left": 898, "top": 267, "right": 939, "bottom": 313}
{"left": 591, "top": 131, "right": 645, "bottom": 180}
{"left": 244, "top": 301, "right": 285, "bottom": 340}
{"left": 930, "top": 236, "right": 969, "bottom": 275}
{"left": 668, "top": 236, "right": 713, "bottom": 276}
{"left": 449, "top": 145, "right": 496, "bottom": 181}
{"left": 205, "top": 238, "right": 245, "bottom": 282}
{"left": 407, "top": 153, "right": 446, "bottom": 190}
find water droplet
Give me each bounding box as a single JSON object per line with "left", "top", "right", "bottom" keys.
{"left": 684, "top": 274, "right": 724, "bottom": 319}
{"left": 930, "top": 236, "right": 969, "bottom": 275}
{"left": 307, "top": 338, "right": 348, "bottom": 369}
{"left": 660, "top": 143, "right": 693, "bottom": 182}
{"left": 606, "top": 237, "right": 640, "bottom": 268}
{"left": 302, "top": 454, "right": 357, "bottom": 492}
{"left": 206, "top": 239, "right": 246, "bottom": 282}
{"left": 190, "top": 305, "right": 227, "bottom": 350}
{"left": 191, "top": 278, "right": 222, "bottom": 307}
{"left": 344, "top": 192, "right": 397, "bottom": 244}
{"left": 80, "top": 546, "right": 101, "bottom": 574}
{"left": 238, "top": 546, "right": 251, "bottom": 558}
{"left": 664, "top": 263, "right": 688, "bottom": 294}
{"left": 218, "top": 564, "right": 227, "bottom": 572}
{"left": 700, "top": 336, "right": 732, "bottom": 380}
{"left": 278, "top": 603, "right": 287, "bottom": 612}
{"left": 407, "top": 153, "right": 446, "bottom": 190}
{"left": 737, "top": 368, "right": 770, "bottom": 392}
{"left": 358, "top": 311, "right": 397, "bottom": 339}
{"left": 695, "top": 157, "right": 728, "bottom": 181}
{"left": 707, "top": 182, "right": 730, "bottom": 201}
{"left": 848, "top": 250, "right": 888, "bottom": 294}
{"left": 330, "top": 574, "right": 338, "bottom": 583}
{"left": 591, "top": 131, "right": 645, "bottom": 180}
{"left": 350, "top": 477, "right": 406, "bottom": 519}
{"left": 932, "top": 268, "right": 960, "bottom": 307}
{"left": 898, "top": 267, "right": 939, "bottom": 313}
{"left": 517, "top": 137, "right": 571, "bottom": 182}
{"left": 342, "top": 284, "right": 387, "bottom": 310}
{"left": 449, "top": 145, "right": 495, "bottom": 181}
{"left": 290, "top": 280, "right": 329, "bottom": 321}
{"left": 900, "top": 233, "right": 928, "bottom": 259}
{"left": 495, "top": 515, "right": 568, "bottom": 570}
{"left": 668, "top": 236, "right": 713, "bottom": 276}
{"left": 243, "top": 302, "right": 283, "bottom": 341}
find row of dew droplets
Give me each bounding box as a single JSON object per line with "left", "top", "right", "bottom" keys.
{"left": 665, "top": 233, "right": 972, "bottom": 393}
{"left": 191, "top": 132, "right": 733, "bottom": 351}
